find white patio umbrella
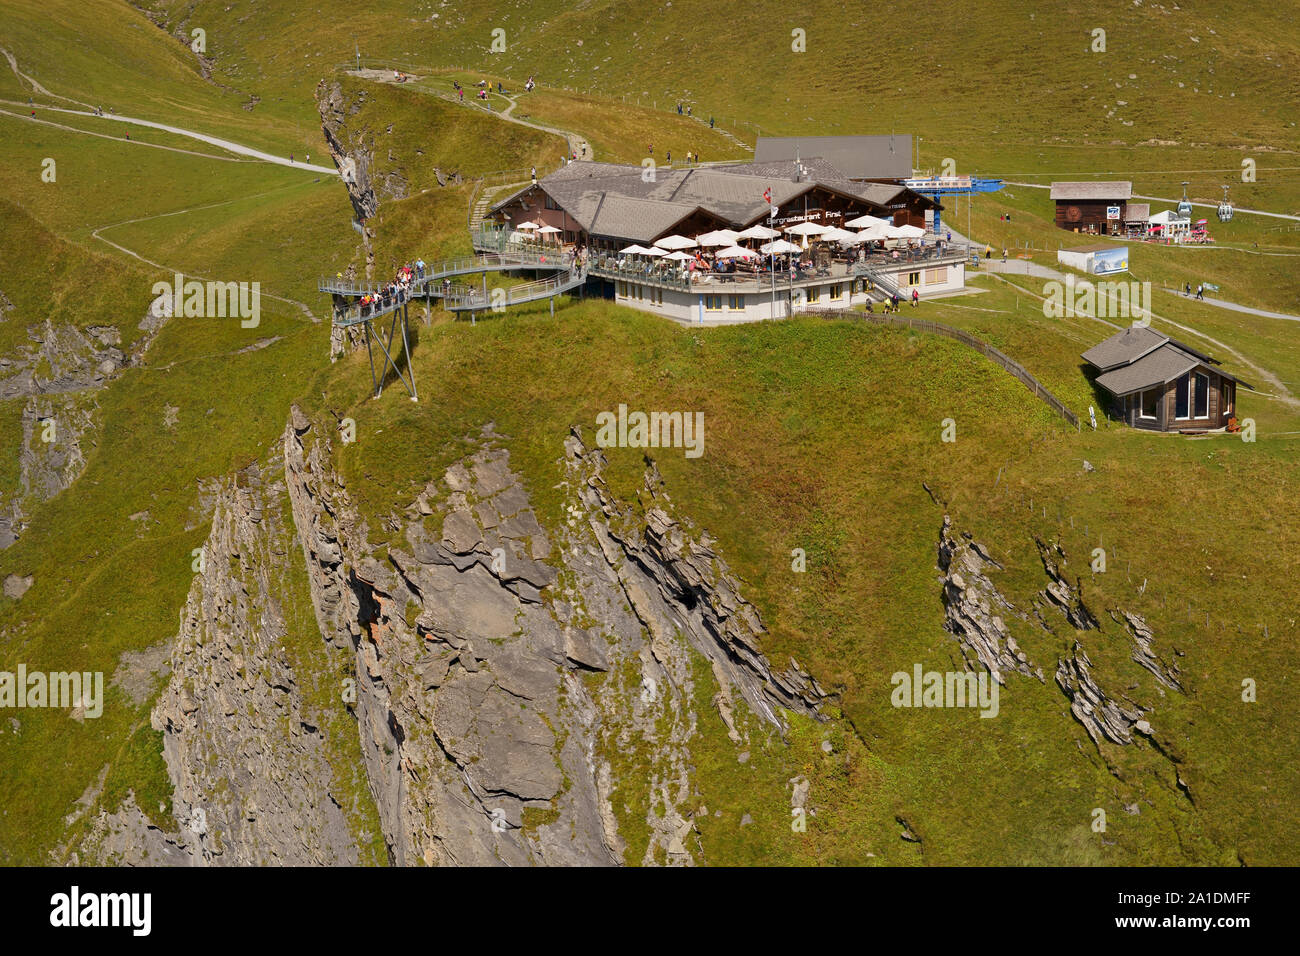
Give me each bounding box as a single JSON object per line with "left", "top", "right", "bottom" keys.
{"left": 619, "top": 244, "right": 653, "bottom": 255}
{"left": 715, "top": 245, "right": 758, "bottom": 259}
{"left": 844, "top": 213, "right": 888, "bottom": 229}
{"left": 819, "top": 226, "right": 859, "bottom": 243}
{"left": 696, "top": 229, "right": 740, "bottom": 246}
{"left": 736, "top": 224, "right": 780, "bottom": 240}
{"left": 855, "top": 223, "right": 891, "bottom": 241}
{"left": 654, "top": 234, "right": 697, "bottom": 250}
{"left": 516, "top": 221, "right": 542, "bottom": 230}
{"left": 662, "top": 250, "right": 694, "bottom": 261}
{"left": 891, "top": 224, "right": 926, "bottom": 239}
{"left": 536, "top": 225, "right": 561, "bottom": 234}
{"left": 784, "top": 221, "right": 828, "bottom": 237}
{"left": 760, "top": 238, "right": 801, "bottom": 255}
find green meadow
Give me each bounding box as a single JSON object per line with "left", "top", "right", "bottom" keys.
{"left": 0, "top": 0, "right": 1296, "bottom": 865}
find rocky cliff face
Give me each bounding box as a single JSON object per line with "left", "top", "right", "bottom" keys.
{"left": 0, "top": 301, "right": 171, "bottom": 548}
{"left": 82, "top": 453, "right": 369, "bottom": 865}
{"left": 80, "top": 408, "right": 827, "bottom": 865}
{"left": 315, "top": 80, "right": 385, "bottom": 222}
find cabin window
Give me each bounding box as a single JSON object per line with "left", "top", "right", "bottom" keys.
{"left": 544, "top": 195, "right": 559, "bottom": 210}
{"left": 1175, "top": 373, "right": 1190, "bottom": 419}
{"left": 728, "top": 294, "right": 744, "bottom": 310}
{"left": 925, "top": 267, "right": 947, "bottom": 285}
{"left": 907, "top": 272, "right": 921, "bottom": 287}
{"left": 1224, "top": 382, "right": 1233, "bottom": 415}
{"left": 1140, "top": 389, "right": 1159, "bottom": 420}
{"left": 829, "top": 284, "right": 842, "bottom": 301}
{"left": 616, "top": 281, "right": 627, "bottom": 298}
{"left": 704, "top": 295, "right": 722, "bottom": 311}
{"left": 1194, "top": 372, "right": 1210, "bottom": 418}
{"left": 807, "top": 287, "right": 820, "bottom": 303}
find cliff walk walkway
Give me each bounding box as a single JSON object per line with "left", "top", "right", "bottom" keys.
{"left": 321, "top": 249, "right": 576, "bottom": 326}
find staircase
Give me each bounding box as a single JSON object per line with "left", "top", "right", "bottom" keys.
{"left": 469, "top": 178, "right": 531, "bottom": 231}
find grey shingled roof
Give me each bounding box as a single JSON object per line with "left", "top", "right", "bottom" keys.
{"left": 1094, "top": 343, "right": 1199, "bottom": 396}
{"left": 1081, "top": 326, "right": 1168, "bottom": 371}
{"left": 496, "top": 160, "right": 922, "bottom": 237}
{"left": 1050, "top": 181, "right": 1133, "bottom": 201}
{"left": 754, "top": 135, "right": 913, "bottom": 180}
{"left": 1123, "top": 202, "right": 1150, "bottom": 221}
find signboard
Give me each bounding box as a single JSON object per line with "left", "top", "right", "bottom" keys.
{"left": 1106, "top": 205, "right": 1121, "bottom": 220}
{"left": 904, "top": 176, "right": 973, "bottom": 191}
{"left": 1091, "top": 246, "right": 1129, "bottom": 275}
{"left": 1204, "top": 283, "right": 1220, "bottom": 292}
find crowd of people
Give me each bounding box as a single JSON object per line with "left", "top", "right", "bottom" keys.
{"left": 353, "top": 259, "right": 429, "bottom": 318}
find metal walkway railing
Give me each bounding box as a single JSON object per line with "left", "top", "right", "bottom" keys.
{"left": 443, "top": 266, "right": 587, "bottom": 312}
{"left": 320, "top": 250, "right": 572, "bottom": 298}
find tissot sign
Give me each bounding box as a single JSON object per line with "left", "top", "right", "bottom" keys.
{"left": 904, "top": 176, "right": 972, "bottom": 190}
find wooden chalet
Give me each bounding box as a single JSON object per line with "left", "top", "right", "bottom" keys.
{"left": 1082, "top": 327, "right": 1251, "bottom": 432}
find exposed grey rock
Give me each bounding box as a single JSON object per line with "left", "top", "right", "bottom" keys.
{"left": 3, "top": 573, "right": 32, "bottom": 599}
{"left": 87, "top": 454, "right": 364, "bottom": 865}
{"left": 1036, "top": 538, "right": 1100, "bottom": 630}
{"left": 937, "top": 515, "right": 1043, "bottom": 684}
{"left": 1111, "top": 608, "right": 1183, "bottom": 691}
{"left": 1055, "top": 641, "right": 1147, "bottom": 747}
{"left": 565, "top": 428, "right": 830, "bottom": 728}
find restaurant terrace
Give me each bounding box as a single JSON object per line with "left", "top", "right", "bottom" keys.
{"left": 476, "top": 158, "right": 969, "bottom": 323}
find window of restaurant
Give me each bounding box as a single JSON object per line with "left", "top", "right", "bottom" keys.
{"left": 829, "top": 284, "right": 842, "bottom": 301}
{"left": 907, "top": 272, "right": 921, "bottom": 287}
{"left": 925, "top": 267, "right": 947, "bottom": 285}
{"left": 704, "top": 295, "right": 722, "bottom": 311}
{"left": 728, "top": 294, "right": 744, "bottom": 310}
{"left": 807, "top": 287, "right": 820, "bottom": 303}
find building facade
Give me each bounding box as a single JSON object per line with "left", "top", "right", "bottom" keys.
{"left": 1082, "top": 327, "right": 1249, "bottom": 431}
{"left": 1051, "top": 181, "right": 1133, "bottom": 235}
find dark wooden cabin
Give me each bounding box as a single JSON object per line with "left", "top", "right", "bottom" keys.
{"left": 1052, "top": 181, "right": 1133, "bottom": 235}
{"left": 1082, "top": 327, "right": 1251, "bottom": 432}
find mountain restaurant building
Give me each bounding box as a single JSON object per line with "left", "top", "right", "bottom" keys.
{"left": 479, "top": 159, "right": 963, "bottom": 324}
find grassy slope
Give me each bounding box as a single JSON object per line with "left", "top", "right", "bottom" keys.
{"left": 314, "top": 293, "right": 1297, "bottom": 865}
{"left": 1, "top": 0, "right": 1296, "bottom": 866}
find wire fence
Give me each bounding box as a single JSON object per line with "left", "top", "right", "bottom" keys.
{"left": 804, "top": 307, "right": 1081, "bottom": 428}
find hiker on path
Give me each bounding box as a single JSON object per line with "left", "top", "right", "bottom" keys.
{"left": 1002, "top": 247, "right": 1008, "bottom": 262}
{"left": 984, "top": 244, "right": 992, "bottom": 259}
{"left": 666, "top": 150, "right": 671, "bottom": 164}
{"left": 709, "top": 116, "right": 714, "bottom": 128}
{"left": 685, "top": 150, "right": 692, "bottom": 164}
{"left": 1196, "top": 283, "right": 1204, "bottom": 300}
{"left": 1185, "top": 282, "right": 1191, "bottom": 296}
{"left": 912, "top": 288, "right": 920, "bottom": 307}
{"left": 290, "top": 153, "right": 294, "bottom": 163}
